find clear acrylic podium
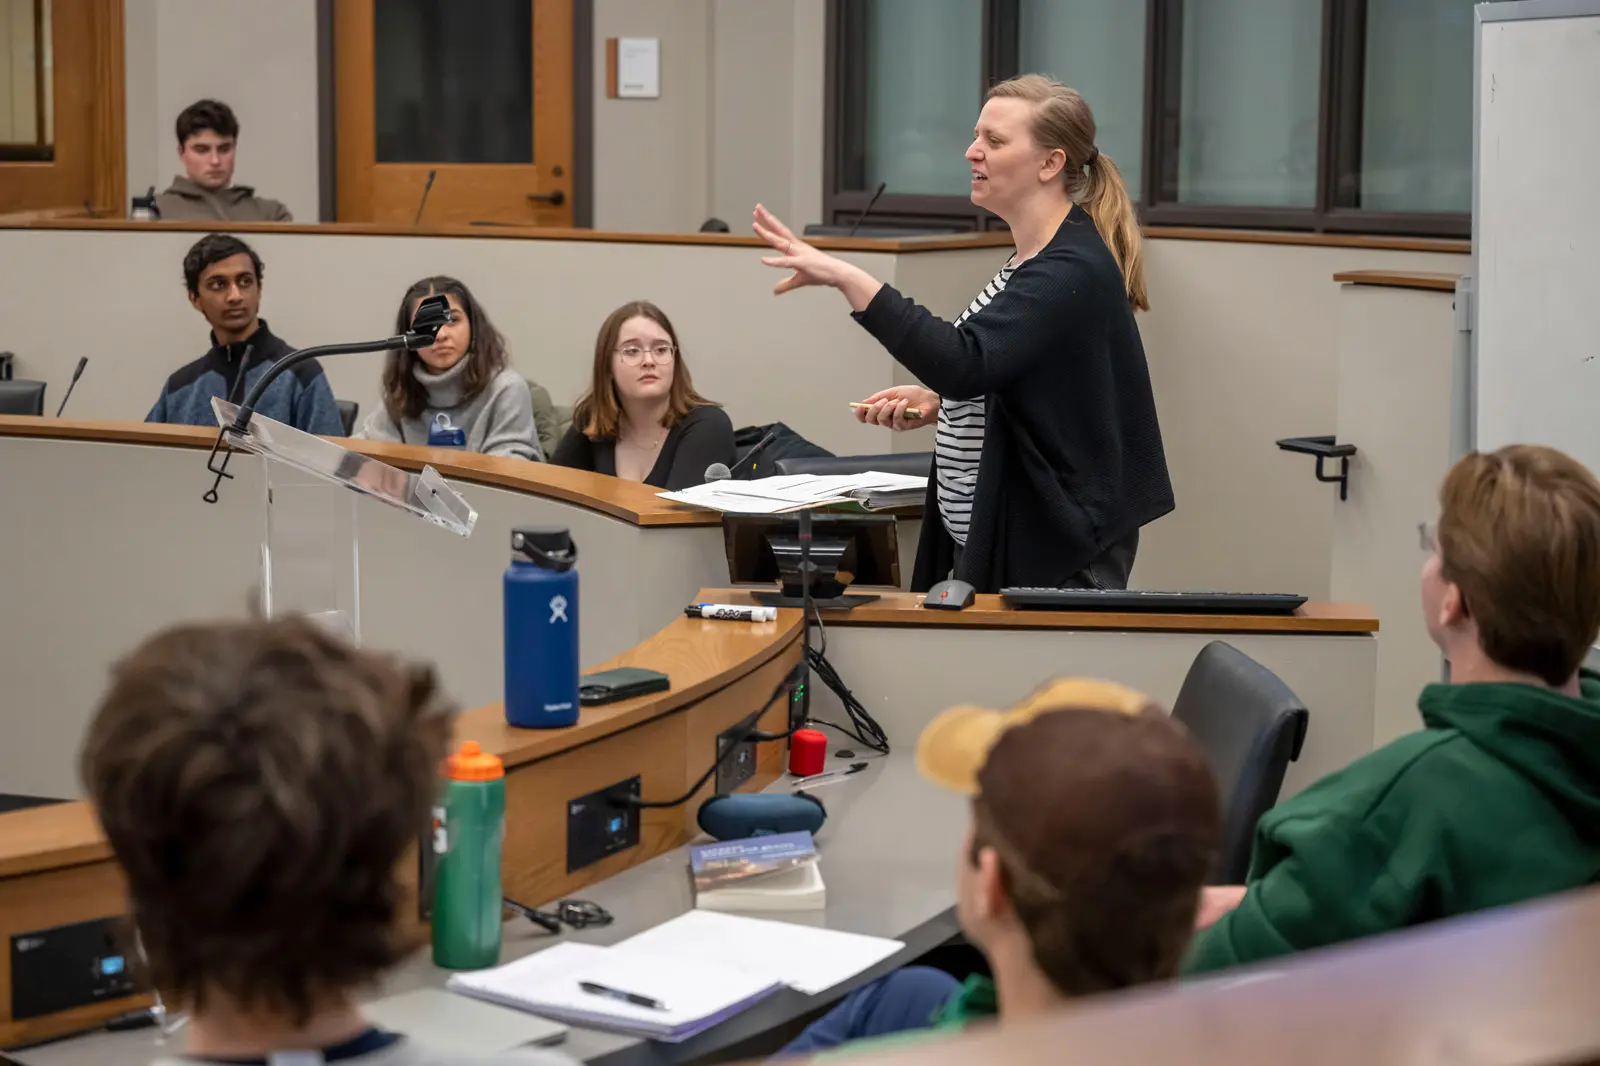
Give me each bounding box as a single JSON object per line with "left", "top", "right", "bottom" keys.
{"left": 213, "top": 399, "right": 477, "bottom": 641}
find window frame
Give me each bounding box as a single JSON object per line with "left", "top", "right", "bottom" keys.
{"left": 822, "top": 0, "right": 1471, "bottom": 238}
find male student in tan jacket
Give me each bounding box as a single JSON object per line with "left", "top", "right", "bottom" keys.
{"left": 154, "top": 99, "right": 293, "bottom": 223}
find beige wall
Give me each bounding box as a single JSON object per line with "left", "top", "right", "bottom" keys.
{"left": 0, "top": 228, "right": 954, "bottom": 459}
{"left": 1328, "top": 284, "right": 1458, "bottom": 745}
{"left": 118, "top": 0, "right": 827, "bottom": 231}
{"left": 1133, "top": 239, "right": 1468, "bottom": 597}
{"left": 122, "top": 0, "right": 321, "bottom": 222}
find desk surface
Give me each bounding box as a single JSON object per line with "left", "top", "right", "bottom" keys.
{"left": 0, "top": 418, "right": 718, "bottom": 527}
{"left": 15, "top": 753, "right": 966, "bottom": 1066}
{"left": 700, "top": 588, "right": 1379, "bottom": 635}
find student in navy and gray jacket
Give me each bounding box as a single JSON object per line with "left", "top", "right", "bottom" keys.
{"left": 146, "top": 234, "right": 343, "bottom": 436}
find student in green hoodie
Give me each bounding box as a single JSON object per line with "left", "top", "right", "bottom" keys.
{"left": 1186, "top": 443, "right": 1600, "bottom": 974}
{"left": 778, "top": 679, "right": 1221, "bottom": 1058}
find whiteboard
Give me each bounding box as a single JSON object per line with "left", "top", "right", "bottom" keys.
{"left": 1473, "top": 1, "right": 1600, "bottom": 467}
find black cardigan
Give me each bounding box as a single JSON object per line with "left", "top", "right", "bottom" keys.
{"left": 550, "top": 404, "right": 736, "bottom": 491}
{"left": 852, "top": 206, "right": 1173, "bottom": 593}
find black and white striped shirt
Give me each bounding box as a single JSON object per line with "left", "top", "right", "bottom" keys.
{"left": 935, "top": 261, "right": 1016, "bottom": 545}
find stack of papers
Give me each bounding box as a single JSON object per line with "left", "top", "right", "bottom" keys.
{"left": 446, "top": 942, "right": 779, "bottom": 1043}
{"left": 444, "top": 911, "right": 905, "bottom": 1042}
{"left": 659, "top": 472, "right": 927, "bottom": 515}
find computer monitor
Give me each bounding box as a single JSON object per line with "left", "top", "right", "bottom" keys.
{"left": 722, "top": 512, "right": 899, "bottom": 608}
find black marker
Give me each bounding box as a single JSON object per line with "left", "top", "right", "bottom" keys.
{"left": 580, "top": 981, "right": 667, "bottom": 1011}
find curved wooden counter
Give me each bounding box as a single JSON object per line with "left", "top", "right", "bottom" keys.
{"left": 0, "top": 610, "right": 802, "bottom": 1048}
{"left": 0, "top": 417, "right": 716, "bottom": 527}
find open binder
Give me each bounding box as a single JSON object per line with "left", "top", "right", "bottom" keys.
{"left": 212, "top": 397, "right": 477, "bottom": 641}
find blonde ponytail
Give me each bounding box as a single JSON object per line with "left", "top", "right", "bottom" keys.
{"left": 987, "top": 74, "right": 1149, "bottom": 312}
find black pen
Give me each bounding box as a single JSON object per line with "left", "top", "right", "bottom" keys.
{"left": 580, "top": 981, "right": 667, "bottom": 1011}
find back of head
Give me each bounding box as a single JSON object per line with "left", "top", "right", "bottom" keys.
{"left": 183, "top": 233, "right": 262, "bottom": 297}
{"left": 80, "top": 616, "right": 453, "bottom": 1023}
{"left": 1437, "top": 444, "right": 1600, "bottom": 685}
{"left": 975, "top": 705, "right": 1220, "bottom": 995}
{"left": 986, "top": 74, "right": 1147, "bottom": 311}
{"left": 176, "top": 99, "right": 239, "bottom": 145}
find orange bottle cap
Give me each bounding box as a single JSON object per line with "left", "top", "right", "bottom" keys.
{"left": 444, "top": 740, "right": 504, "bottom": 781}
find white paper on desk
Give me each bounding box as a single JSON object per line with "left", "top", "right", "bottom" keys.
{"left": 616, "top": 910, "right": 905, "bottom": 996}
{"left": 445, "top": 941, "right": 782, "bottom": 1042}
{"left": 658, "top": 472, "right": 927, "bottom": 515}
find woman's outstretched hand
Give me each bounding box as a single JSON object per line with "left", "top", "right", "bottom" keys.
{"left": 753, "top": 204, "right": 841, "bottom": 294}
{"left": 753, "top": 204, "right": 884, "bottom": 311}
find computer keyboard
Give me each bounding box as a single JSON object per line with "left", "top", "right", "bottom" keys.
{"left": 1000, "top": 588, "right": 1308, "bottom": 615}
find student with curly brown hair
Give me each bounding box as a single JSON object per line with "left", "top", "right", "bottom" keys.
{"left": 80, "top": 617, "right": 575, "bottom": 1066}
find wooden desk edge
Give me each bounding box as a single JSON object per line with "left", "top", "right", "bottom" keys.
{"left": 5, "top": 218, "right": 1472, "bottom": 256}
{"left": 0, "top": 612, "right": 803, "bottom": 878}
{"left": 700, "top": 588, "right": 1378, "bottom": 634}
{"left": 0, "top": 417, "right": 720, "bottom": 527}
{"left": 1332, "top": 269, "right": 1461, "bottom": 292}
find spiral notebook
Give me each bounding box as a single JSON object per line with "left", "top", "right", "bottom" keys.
{"left": 445, "top": 941, "right": 782, "bottom": 1043}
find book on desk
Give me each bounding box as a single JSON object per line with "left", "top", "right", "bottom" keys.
{"left": 691, "top": 830, "right": 826, "bottom": 912}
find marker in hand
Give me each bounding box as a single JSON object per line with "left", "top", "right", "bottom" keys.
{"left": 849, "top": 401, "right": 924, "bottom": 420}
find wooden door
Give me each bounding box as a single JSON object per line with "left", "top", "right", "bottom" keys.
{"left": 0, "top": 0, "right": 124, "bottom": 216}
{"left": 334, "top": 0, "right": 573, "bottom": 227}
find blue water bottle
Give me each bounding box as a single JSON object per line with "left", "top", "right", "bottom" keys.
{"left": 428, "top": 412, "right": 466, "bottom": 447}
{"left": 504, "top": 526, "right": 580, "bottom": 728}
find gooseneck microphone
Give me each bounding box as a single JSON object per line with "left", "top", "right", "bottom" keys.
{"left": 202, "top": 295, "right": 452, "bottom": 504}
{"left": 54, "top": 357, "right": 87, "bottom": 417}
{"left": 704, "top": 428, "right": 779, "bottom": 484}
{"left": 846, "top": 182, "right": 887, "bottom": 237}
{"left": 414, "top": 169, "right": 438, "bottom": 226}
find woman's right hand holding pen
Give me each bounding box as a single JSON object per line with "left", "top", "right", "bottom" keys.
{"left": 854, "top": 385, "right": 939, "bottom": 431}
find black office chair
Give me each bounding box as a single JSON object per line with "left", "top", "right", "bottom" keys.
{"left": 336, "top": 399, "right": 359, "bottom": 437}
{"left": 1170, "top": 640, "right": 1309, "bottom": 884}
{"left": 775, "top": 452, "right": 933, "bottom": 479}
{"left": 0, "top": 379, "right": 46, "bottom": 416}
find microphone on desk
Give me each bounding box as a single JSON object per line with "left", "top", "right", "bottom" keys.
{"left": 704, "top": 429, "right": 779, "bottom": 483}
{"left": 54, "top": 357, "right": 87, "bottom": 417}
{"left": 202, "top": 296, "right": 452, "bottom": 504}
{"left": 413, "top": 169, "right": 438, "bottom": 226}
{"left": 846, "top": 182, "right": 887, "bottom": 238}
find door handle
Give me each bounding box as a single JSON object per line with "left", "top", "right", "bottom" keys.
{"left": 527, "top": 190, "right": 566, "bottom": 206}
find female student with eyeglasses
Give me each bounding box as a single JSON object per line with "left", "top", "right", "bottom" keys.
{"left": 550, "top": 300, "right": 735, "bottom": 490}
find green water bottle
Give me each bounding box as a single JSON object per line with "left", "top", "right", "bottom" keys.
{"left": 432, "top": 741, "right": 505, "bottom": 970}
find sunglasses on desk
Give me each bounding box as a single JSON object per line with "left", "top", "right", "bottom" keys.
{"left": 503, "top": 896, "right": 613, "bottom": 934}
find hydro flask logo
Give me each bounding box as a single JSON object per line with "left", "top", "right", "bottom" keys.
{"left": 549, "top": 594, "right": 570, "bottom": 623}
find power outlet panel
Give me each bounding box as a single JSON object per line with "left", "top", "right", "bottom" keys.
{"left": 566, "top": 775, "right": 641, "bottom": 873}
{"left": 715, "top": 726, "right": 759, "bottom": 794}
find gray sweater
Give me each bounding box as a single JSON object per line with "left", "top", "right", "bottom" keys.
{"left": 359, "top": 362, "right": 543, "bottom": 462}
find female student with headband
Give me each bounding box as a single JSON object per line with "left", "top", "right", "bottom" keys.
{"left": 754, "top": 75, "right": 1172, "bottom": 593}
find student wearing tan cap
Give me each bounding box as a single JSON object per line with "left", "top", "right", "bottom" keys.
{"left": 778, "top": 679, "right": 1221, "bottom": 1057}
